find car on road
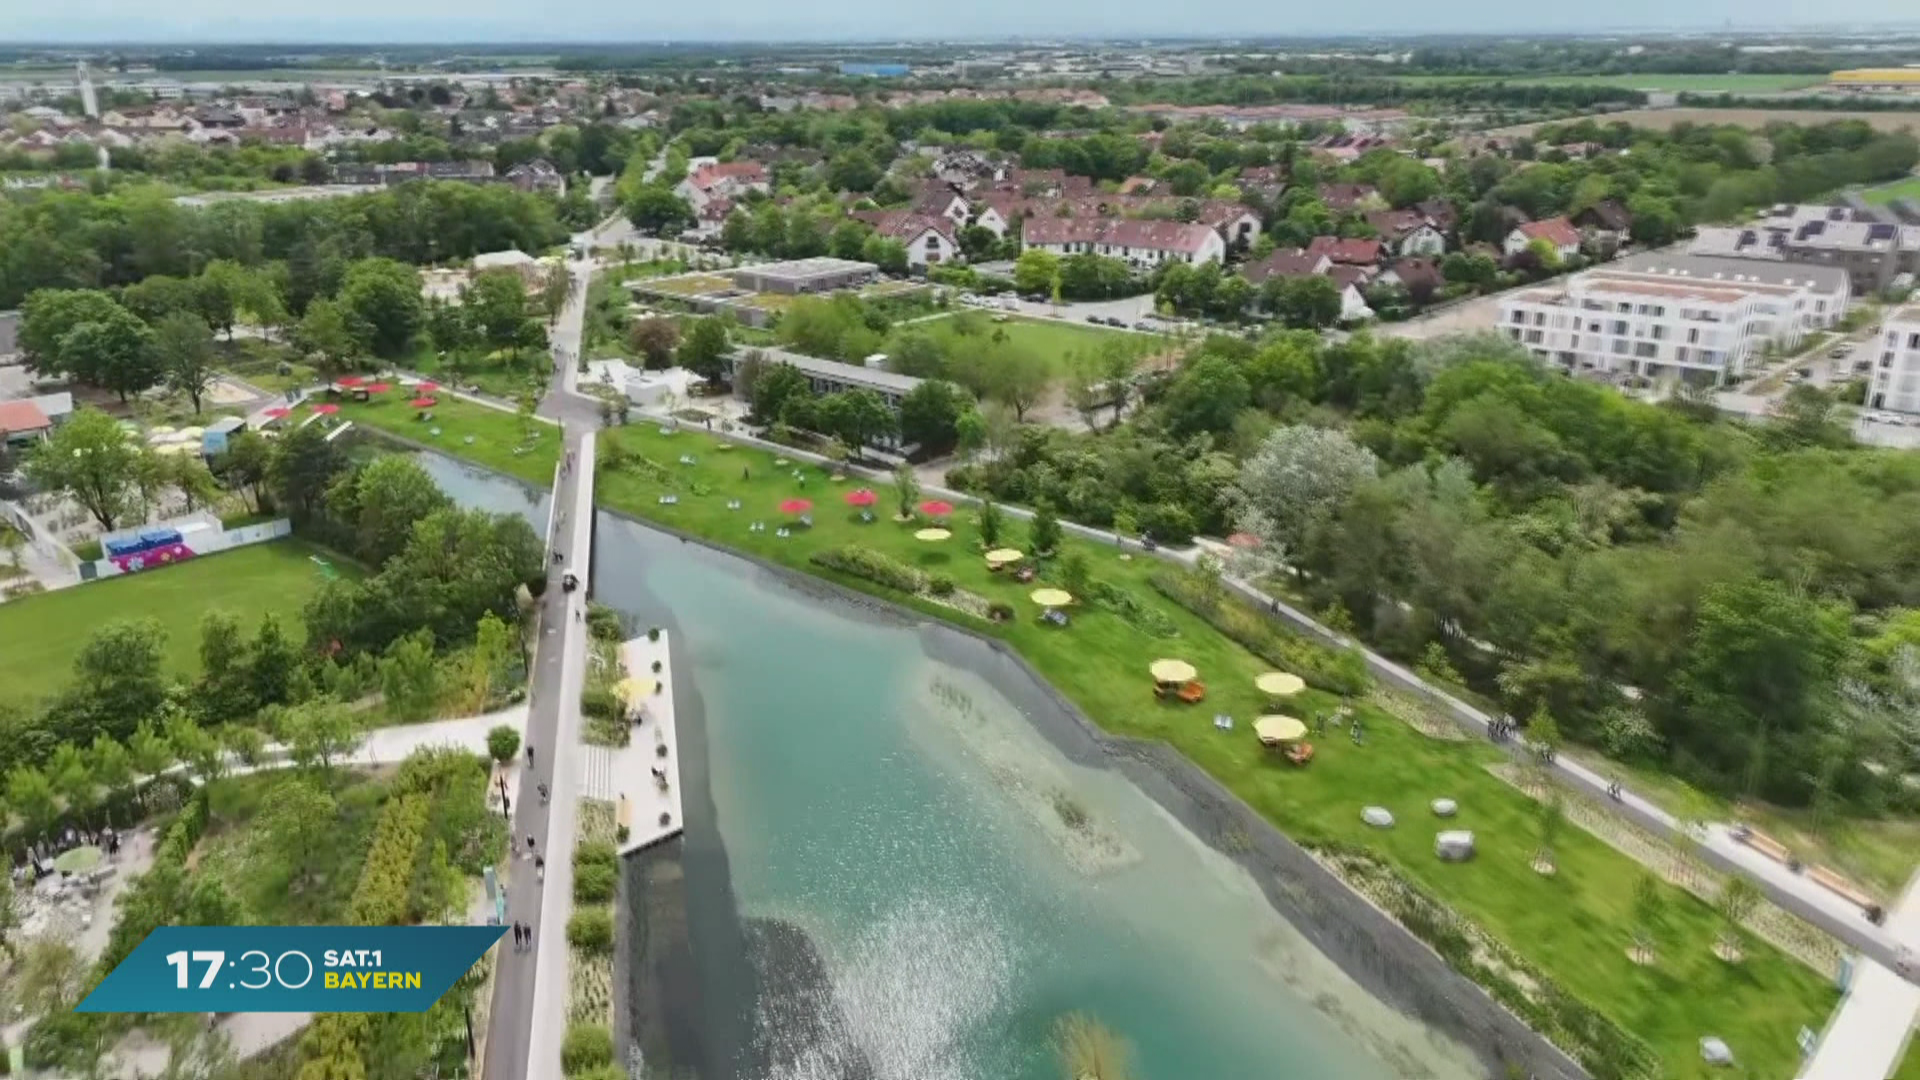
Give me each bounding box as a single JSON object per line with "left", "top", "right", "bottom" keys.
{"left": 1133, "top": 321, "right": 1156, "bottom": 331}
{"left": 1830, "top": 345, "right": 1853, "bottom": 359}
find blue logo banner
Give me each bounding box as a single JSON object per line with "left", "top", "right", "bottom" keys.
{"left": 77, "top": 926, "right": 506, "bottom": 1013}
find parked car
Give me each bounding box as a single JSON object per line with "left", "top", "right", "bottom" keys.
{"left": 1133, "top": 321, "right": 1156, "bottom": 331}
{"left": 1086, "top": 314, "right": 1105, "bottom": 324}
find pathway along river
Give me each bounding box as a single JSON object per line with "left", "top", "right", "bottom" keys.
{"left": 415, "top": 451, "right": 1483, "bottom": 1080}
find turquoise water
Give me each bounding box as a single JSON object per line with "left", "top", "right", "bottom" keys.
{"left": 412, "top": 452, "right": 1471, "bottom": 1080}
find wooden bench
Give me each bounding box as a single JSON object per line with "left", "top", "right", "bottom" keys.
{"left": 1735, "top": 826, "right": 1794, "bottom": 865}
{"left": 616, "top": 796, "right": 633, "bottom": 834}
{"left": 1807, "top": 865, "right": 1877, "bottom": 911}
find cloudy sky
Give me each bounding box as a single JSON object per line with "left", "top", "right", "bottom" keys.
{"left": 6, "top": 0, "right": 1916, "bottom": 43}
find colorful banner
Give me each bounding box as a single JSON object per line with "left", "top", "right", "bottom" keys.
{"left": 78, "top": 926, "right": 505, "bottom": 1013}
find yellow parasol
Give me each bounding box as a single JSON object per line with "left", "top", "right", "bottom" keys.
{"left": 985, "top": 548, "right": 1024, "bottom": 565}
{"left": 1030, "top": 588, "right": 1073, "bottom": 607}
{"left": 1256, "top": 672, "right": 1306, "bottom": 697}
{"left": 1254, "top": 715, "right": 1307, "bottom": 744}
{"left": 616, "top": 677, "right": 654, "bottom": 703}
{"left": 1150, "top": 658, "right": 1197, "bottom": 684}
{"left": 914, "top": 528, "right": 952, "bottom": 541}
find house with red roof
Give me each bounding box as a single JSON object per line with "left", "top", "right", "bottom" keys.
{"left": 1504, "top": 216, "right": 1582, "bottom": 262}
{"left": 0, "top": 399, "right": 53, "bottom": 448}
{"left": 676, "top": 160, "right": 769, "bottom": 211}
{"left": 1020, "top": 217, "right": 1225, "bottom": 269}
{"left": 1307, "top": 236, "right": 1385, "bottom": 269}
{"left": 852, "top": 210, "right": 960, "bottom": 268}
{"left": 1365, "top": 209, "right": 1446, "bottom": 257}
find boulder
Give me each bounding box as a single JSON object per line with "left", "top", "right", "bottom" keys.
{"left": 1362, "top": 806, "right": 1395, "bottom": 829}
{"left": 1700, "top": 1037, "right": 1734, "bottom": 1067}
{"left": 1435, "top": 830, "right": 1476, "bottom": 862}
{"left": 1431, "top": 798, "right": 1458, "bottom": 817}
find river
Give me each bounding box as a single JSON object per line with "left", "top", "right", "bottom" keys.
{"left": 414, "top": 450, "right": 1482, "bottom": 1080}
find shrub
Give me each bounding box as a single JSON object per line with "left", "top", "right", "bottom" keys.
{"left": 1087, "top": 580, "right": 1179, "bottom": 638}
{"left": 560, "top": 1024, "right": 615, "bottom": 1075}
{"left": 586, "top": 604, "right": 623, "bottom": 642}
{"left": 574, "top": 860, "right": 617, "bottom": 904}
{"left": 809, "top": 545, "right": 927, "bottom": 593}
{"left": 574, "top": 839, "right": 618, "bottom": 873}
{"left": 567, "top": 909, "right": 615, "bottom": 955}
{"left": 71, "top": 539, "right": 103, "bottom": 562}
{"left": 927, "top": 574, "right": 956, "bottom": 596}
{"left": 1138, "top": 501, "right": 1196, "bottom": 545}
{"left": 615, "top": 824, "right": 631, "bottom": 843}
{"left": 580, "top": 685, "right": 623, "bottom": 720}
{"left": 987, "top": 601, "right": 1015, "bottom": 622}
{"left": 486, "top": 725, "right": 521, "bottom": 765}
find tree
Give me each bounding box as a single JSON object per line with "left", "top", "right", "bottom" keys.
{"left": 151, "top": 311, "right": 217, "bottom": 413}
{"left": 1013, "top": 248, "right": 1061, "bottom": 295}
{"left": 221, "top": 430, "right": 272, "bottom": 513}
{"left": 219, "top": 723, "right": 268, "bottom": 768}
{"left": 294, "top": 298, "right": 360, "bottom": 376}
{"left": 1630, "top": 873, "right": 1664, "bottom": 964}
{"left": 195, "top": 260, "right": 249, "bottom": 339}
{"left": 169, "top": 453, "right": 222, "bottom": 513}
{"left": 892, "top": 462, "right": 920, "bottom": 520}
{"left": 817, "top": 389, "right": 895, "bottom": 449}
{"left": 827, "top": 150, "right": 882, "bottom": 193}
{"left": 1029, "top": 503, "right": 1062, "bottom": 555}
{"left": 1273, "top": 275, "right": 1343, "bottom": 329}
{"left": 68, "top": 617, "right": 168, "bottom": 743}
{"left": 463, "top": 269, "right": 537, "bottom": 355}
{"left": 678, "top": 315, "right": 732, "bottom": 383}
{"left": 461, "top": 612, "right": 515, "bottom": 714}
{"left": 249, "top": 612, "right": 298, "bottom": 710}
{"left": 955, "top": 407, "right": 987, "bottom": 461}
{"left": 969, "top": 344, "right": 1049, "bottom": 422}
{"left": 46, "top": 743, "right": 96, "bottom": 829}
{"left": 87, "top": 734, "right": 132, "bottom": 801}
{"left": 256, "top": 778, "right": 337, "bottom": 889}
{"left": 196, "top": 610, "right": 253, "bottom": 722}
{"left": 1526, "top": 705, "right": 1563, "bottom": 767}
{"left": 1234, "top": 424, "right": 1379, "bottom": 558}
{"left": 897, "top": 380, "right": 967, "bottom": 455}
{"left": 338, "top": 258, "right": 425, "bottom": 359}
{"left": 379, "top": 629, "right": 440, "bottom": 720}
{"left": 164, "top": 709, "right": 224, "bottom": 784}
{"left": 629, "top": 317, "right": 681, "bottom": 370}
{"left": 269, "top": 422, "right": 347, "bottom": 521}
{"left": 626, "top": 185, "right": 693, "bottom": 235}
{"left": 26, "top": 408, "right": 140, "bottom": 530}
{"left": 750, "top": 362, "right": 811, "bottom": 425}
{"left": 487, "top": 724, "right": 522, "bottom": 765}
{"left": 1161, "top": 355, "right": 1250, "bottom": 437}
{"left": 1533, "top": 790, "right": 1566, "bottom": 875}
{"left": 59, "top": 306, "right": 158, "bottom": 402}
{"left": 541, "top": 260, "right": 571, "bottom": 325}
{"left": 861, "top": 236, "right": 910, "bottom": 276}
{"left": 328, "top": 455, "right": 451, "bottom": 567}
{"left": 125, "top": 722, "right": 173, "bottom": 799}
{"left": 1714, "top": 876, "right": 1761, "bottom": 962}
{"left": 19, "top": 289, "right": 127, "bottom": 376}
{"left": 977, "top": 500, "right": 1004, "bottom": 547}
{"left": 281, "top": 700, "right": 363, "bottom": 783}
{"left": 121, "top": 275, "right": 202, "bottom": 325}
{"left": 6, "top": 765, "right": 57, "bottom": 839}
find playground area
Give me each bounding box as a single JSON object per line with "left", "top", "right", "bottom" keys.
{"left": 0, "top": 539, "right": 349, "bottom": 709}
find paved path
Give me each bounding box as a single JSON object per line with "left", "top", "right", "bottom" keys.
{"left": 483, "top": 253, "right": 601, "bottom": 1080}
{"left": 615, "top": 633, "right": 683, "bottom": 854}
{"left": 635, "top": 405, "right": 1920, "bottom": 985}
{"left": 1799, "top": 869, "right": 1920, "bottom": 1080}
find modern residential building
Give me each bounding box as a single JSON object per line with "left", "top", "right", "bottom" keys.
{"left": 1689, "top": 204, "right": 1920, "bottom": 293}
{"left": 1020, "top": 217, "right": 1225, "bottom": 269}
{"left": 1612, "top": 252, "right": 1851, "bottom": 328}
{"left": 1868, "top": 305, "right": 1920, "bottom": 413}
{"left": 1497, "top": 261, "right": 1846, "bottom": 386}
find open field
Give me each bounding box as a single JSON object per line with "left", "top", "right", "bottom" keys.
{"left": 590, "top": 422, "right": 1836, "bottom": 1080}
{"left": 332, "top": 392, "right": 561, "bottom": 485}
{"left": 0, "top": 540, "right": 346, "bottom": 709}
{"left": 1863, "top": 177, "right": 1920, "bottom": 206}
{"left": 1398, "top": 73, "right": 1829, "bottom": 93}
{"left": 901, "top": 312, "right": 1166, "bottom": 373}
{"left": 1492, "top": 107, "right": 1920, "bottom": 135}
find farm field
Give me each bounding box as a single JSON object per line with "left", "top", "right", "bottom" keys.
{"left": 0, "top": 540, "right": 349, "bottom": 709}
{"left": 1492, "top": 107, "right": 1920, "bottom": 135}
{"left": 1862, "top": 177, "right": 1920, "bottom": 206}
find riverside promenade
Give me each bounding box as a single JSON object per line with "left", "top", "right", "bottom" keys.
{"left": 610, "top": 633, "right": 684, "bottom": 855}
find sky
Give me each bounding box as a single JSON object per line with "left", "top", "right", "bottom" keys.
{"left": 5, "top": 0, "right": 1918, "bottom": 44}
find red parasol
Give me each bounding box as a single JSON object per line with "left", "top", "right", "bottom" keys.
{"left": 263, "top": 407, "right": 290, "bottom": 419}
{"left": 1227, "top": 532, "right": 1262, "bottom": 549}
{"left": 844, "top": 489, "right": 878, "bottom": 507}
{"left": 416, "top": 380, "right": 440, "bottom": 392}
{"left": 919, "top": 499, "right": 955, "bottom": 517}
{"left": 311, "top": 403, "right": 340, "bottom": 415}
{"left": 364, "top": 382, "right": 391, "bottom": 393}
{"left": 337, "top": 376, "right": 365, "bottom": 388}
{"left": 409, "top": 397, "right": 438, "bottom": 408}
{"left": 778, "top": 498, "right": 813, "bottom": 515}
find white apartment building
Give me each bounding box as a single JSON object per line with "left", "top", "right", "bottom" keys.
{"left": 1868, "top": 305, "right": 1920, "bottom": 414}
{"left": 1498, "top": 262, "right": 1846, "bottom": 386}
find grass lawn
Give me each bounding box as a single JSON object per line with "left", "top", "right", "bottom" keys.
{"left": 592, "top": 424, "right": 1835, "bottom": 1080}
{"left": 405, "top": 343, "right": 551, "bottom": 402}
{"left": 1863, "top": 177, "right": 1920, "bottom": 206}
{"left": 901, "top": 312, "right": 1167, "bottom": 374}
{"left": 1898, "top": 1042, "right": 1920, "bottom": 1080}
{"left": 1394, "top": 72, "right": 1828, "bottom": 93}
{"left": 0, "top": 540, "right": 347, "bottom": 710}
{"left": 329, "top": 392, "right": 561, "bottom": 486}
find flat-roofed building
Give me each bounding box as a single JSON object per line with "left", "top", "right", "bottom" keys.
{"left": 1869, "top": 304, "right": 1920, "bottom": 413}
{"left": 731, "top": 258, "right": 878, "bottom": 296}
{"left": 1497, "top": 263, "right": 1841, "bottom": 387}
{"left": 726, "top": 347, "right": 923, "bottom": 410}
{"left": 1690, "top": 204, "right": 1918, "bottom": 293}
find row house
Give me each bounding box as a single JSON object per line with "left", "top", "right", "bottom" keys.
{"left": 1242, "top": 248, "right": 1374, "bottom": 322}
{"left": 1020, "top": 217, "right": 1225, "bottom": 270}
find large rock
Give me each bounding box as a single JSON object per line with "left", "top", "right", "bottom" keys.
{"left": 1362, "top": 806, "right": 1395, "bottom": 828}
{"left": 1431, "top": 798, "right": 1458, "bottom": 817}
{"left": 1435, "top": 830, "right": 1476, "bottom": 862}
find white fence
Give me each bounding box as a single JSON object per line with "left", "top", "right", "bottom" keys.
{"left": 79, "top": 517, "right": 293, "bottom": 581}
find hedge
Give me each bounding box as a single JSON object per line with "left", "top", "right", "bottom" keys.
{"left": 566, "top": 909, "right": 615, "bottom": 955}
{"left": 809, "top": 545, "right": 927, "bottom": 594}
{"left": 1149, "top": 569, "right": 1372, "bottom": 696}
{"left": 573, "top": 860, "right": 617, "bottom": 904}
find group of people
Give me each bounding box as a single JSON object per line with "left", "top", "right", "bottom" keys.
{"left": 1488, "top": 717, "right": 1518, "bottom": 743}
{"left": 510, "top": 921, "right": 536, "bottom": 951}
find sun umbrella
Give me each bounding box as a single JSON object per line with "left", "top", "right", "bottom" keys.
{"left": 409, "top": 397, "right": 438, "bottom": 408}
{"left": 337, "top": 375, "right": 365, "bottom": 387}
{"left": 1150, "top": 658, "right": 1197, "bottom": 684}
{"left": 844, "top": 489, "right": 878, "bottom": 507}
{"left": 985, "top": 548, "right": 1024, "bottom": 565}
{"left": 1254, "top": 715, "right": 1308, "bottom": 745}
{"left": 1227, "top": 531, "right": 1263, "bottom": 549}
{"left": 616, "top": 677, "right": 653, "bottom": 703}
{"left": 919, "top": 499, "right": 955, "bottom": 517}
{"left": 915, "top": 528, "right": 951, "bottom": 542}
{"left": 416, "top": 380, "right": 440, "bottom": 392}
{"left": 311, "top": 403, "right": 339, "bottom": 415}
{"left": 779, "top": 498, "right": 813, "bottom": 515}
{"left": 1256, "top": 672, "right": 1306, "bottom": 697}
{"left": 1030, "top": 587, "right": 1073, "bottom": 607}
{"left": 263, "top": 406, "right": 291, "bottom": 419}
{"left": 364, "top": 382, "right": 392, "bottom": 393}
